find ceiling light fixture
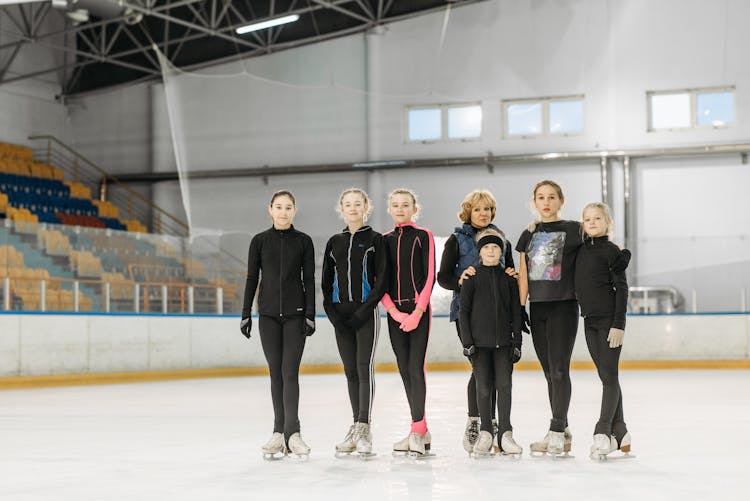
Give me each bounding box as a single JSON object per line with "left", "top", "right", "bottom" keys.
{"left": 235, "top": 14, "right": 300, "bottom": 35}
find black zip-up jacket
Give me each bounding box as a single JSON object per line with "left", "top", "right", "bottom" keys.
{"left": 459, "top": 264, "right": 522, "bottom": 349}
{"left": 241, "top": 225, "right": 315, "bottom": 319}
{"left": 574, "top": 236, "right": 630, "bottom": 330}
{"left": 321, "top": 226, "right": 388, "bottom": 323}
{"left": 380, "top": 222, "right": 436, "bottom": 314}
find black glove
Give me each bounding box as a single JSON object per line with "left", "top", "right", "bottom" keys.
{"left": 521, "top": 308, "right": 531, "bottom": 334}
{"left": 303, "top": 315, "right": 316, "bottom": 336}
{"left": 463, "top": 344, "right": 476, "bottom": 362}
{"left": 240, "top": 317, "right": 251, "bottom": 339}
{"left": 511, "top": 343, "right": 522, "bottom": 364}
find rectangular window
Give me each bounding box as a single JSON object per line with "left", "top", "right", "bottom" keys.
{"left": 447, "top": 105, "right": 482, "bottom": 139}
{"left": 696, "top": 91, "right": 734, "bottom": 127}
{"left": 503, "top": 95, "right": 584, "bottom": 138}
{"left": 648, "top": 86, "right": 735, "bottom": 131}
{"left": 407, "top": 107, "right": 442, "bottom": 142}
{"left": 406, "top": 103, "right": 482, "bottom": 142}
{"left": 548, "top": 99, "right": 584, "bottom": 134}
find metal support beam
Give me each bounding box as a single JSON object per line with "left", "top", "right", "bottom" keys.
{"left": 311, "top": 0, "right": 372, "bottom": 23}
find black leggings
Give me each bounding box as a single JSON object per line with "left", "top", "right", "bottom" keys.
{"left": 472, "top": 347, "right": 513, "bottom": 436}
{"left": 388, "top": 305, "right": 430, "bottom": 423}
{"left": 333, "top": 303, "right": 380, "bottom": 424}
{"left": 530, "top": 300, "right": 578, "bottom": 432}
{"left": 455, "top": 322, "right": 495, "bottom": 419}
{"left": 259, "top": 315, "right": 306, "bottom": 440}
{"left": 584, "top": 316, "right": 628, "bottom": 439}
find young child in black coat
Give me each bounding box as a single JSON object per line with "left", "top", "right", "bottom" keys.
{"left": 459, "top": 229, "right": 524, "bottom": 456}
{"left": 575, "top": 202, "right": 632, "bottom": 459}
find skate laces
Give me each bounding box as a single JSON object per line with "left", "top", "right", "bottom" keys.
{"left": 466, "top": 420, "right": 479, "bottom": 443}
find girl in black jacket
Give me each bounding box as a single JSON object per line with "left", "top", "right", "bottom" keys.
{"left": 380, "top": 188, "right": 436, "bottom": 456}
{"left": 240, "top": 190, "right": 316, "bottom": 459}
{"left": 459, "top": 229, "right": 523, "bottom": 456}
{"left": 322, "top": 188, "right": 388, "bottom": 457}
{"left": 575, "top": 202, "right": 632, "bottom": 459}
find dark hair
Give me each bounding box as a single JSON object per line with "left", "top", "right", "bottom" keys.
{"left": 270, "top": 190, "right": 296, "bottom": 206}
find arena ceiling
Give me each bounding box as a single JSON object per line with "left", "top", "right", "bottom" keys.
{"left": 0, "top": 0, "right": 482, "bottom": 96}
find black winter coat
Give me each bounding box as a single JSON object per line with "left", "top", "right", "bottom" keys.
{"left": 574, "top": 236, "right": 630, "bottom": 329}
{"left": 241, "top": 225, "right": 315, "bottom": 319}
{"left": 459, "top": 264, "right": 522, "bottom": 349}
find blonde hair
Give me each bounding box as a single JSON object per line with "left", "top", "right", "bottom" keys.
{"left": 337, "top": 188, "right": 373, "bottom": 221}
{"left": 582, "top": 202, "right": 614, "bottom": 239}
{"left": 457, "top": 189, "right": 497, "bottom": 224}
{"left": 388, "top": 188, "right": 421, "bottom": 220}
{"left": 527, "top": 180, "right": 565, "bottom": 232}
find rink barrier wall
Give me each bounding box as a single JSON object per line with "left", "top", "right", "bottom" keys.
{"left": 0, "top": 312, "right": 748, "bottom": 388}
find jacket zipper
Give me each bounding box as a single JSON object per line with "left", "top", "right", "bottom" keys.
{"left": 347, "top": 230, "right": 354, "bottom": 301}
{"left": 396, "top": 226, "right": 403, "bottom": 302}
{"left": 279, "top": 233, "right": 284, "bottom": 317}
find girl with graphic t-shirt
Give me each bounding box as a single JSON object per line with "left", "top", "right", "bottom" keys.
{"left": 516, "top": 180, "right": 582, "bottom": 456}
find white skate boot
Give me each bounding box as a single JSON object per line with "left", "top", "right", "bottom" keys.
{"left": 287, "top": 432, "right": 310, "bottom": 460}
{"left": 335, "top": 424, "right": 357, "bottom": 457}
{"left": 590, "top": 433, "right": 617, "bottom": 460}
{"left": 472, "top": 430, "right": 494, "bottom": 458}
{"left": 610, "top": 432, "right": 635, "bottom": 460}
{"left": 261, "top": 432, "right": 286, "bottom": 461}
{"left": 462, "top": 417, "right": 480, "bottom": 453}
{"left": 530, "top": 427, "right": 572, "bottom": 457}
{"left": 408, "top": 432, "right": 426, "bottom": 457}
{"left": 499, "top": 430, "right": 522, "bottom": 457}
{"left": 393, "top": 434, "right": 410, "bottom": 456}
{"left": 355, "top": 423, "right": 376, "bottom": 459}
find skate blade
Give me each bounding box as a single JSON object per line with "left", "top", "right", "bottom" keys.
{"left": 407, "top": 451, "right": 436, "bottom": 460}
{"left": 285, "top": 453, "right": 310, "bottom": 462}
{"left": 592, "top": 452, "right": 636, "bottom": 461}
{"left": 336, "top": 451, "right": 377, "bottom": 460}
{"left": 530, "top": 450, "right": 574, "bottom": 459}
{"left": 470, "top": 451, "right": 495, "bottom": 460}
{"left": 498, "top": 452, "right": 523, "bottom": 460}
{"left": 262, "top": 452, "right": 286, "bottom": 461}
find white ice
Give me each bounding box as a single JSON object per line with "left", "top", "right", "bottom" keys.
{"left": 1, "top": 369, "right": 749, "bottom": 500}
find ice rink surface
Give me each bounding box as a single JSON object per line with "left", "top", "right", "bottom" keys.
{"left": 1, "top": 369, "right": 749, "bottom": 501}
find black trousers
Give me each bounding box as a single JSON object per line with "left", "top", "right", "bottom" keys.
{"left": 584, "top": 315, "right": 628, "bottom": 439}
{"left": 333, "top": 303, "right": 381, "bottom": 424}
{"left": 530, "top": 300, "right": 578, "bottom": 432}
{"left": 455, "top": 322, "right": 496, "bottom": 420}
{"left": 472, "top": 346, "right": 514, "bottom": 436}
{"left": 388, "top": 304, "right": 430, "bottom": 423}
{"left": 259, "top": 315, "right": 306, "bottom": 440}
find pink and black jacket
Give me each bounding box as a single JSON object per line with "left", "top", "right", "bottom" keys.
{"left": 380, "top": 222, "right": 436, "bottom": 314}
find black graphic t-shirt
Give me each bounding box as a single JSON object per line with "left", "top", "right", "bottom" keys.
{"left": 516, "top": 220, "right": 582, "bottom": 302}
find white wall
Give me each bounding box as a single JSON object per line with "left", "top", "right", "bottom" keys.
{"left": 1, "top": 313, "right": 748, "bottom": 377}
{"left": 56, "top": 0, "right": 750, "bottom": 310}
{"left": 0, "top": 10, "right": 69, "bottom": 146}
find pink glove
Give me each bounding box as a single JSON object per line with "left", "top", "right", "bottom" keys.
{"left": 400, "top": 310, "right": 423, "bottom": 332}
{"left": 389, "top": 309, "right": 408, "bottom": 323}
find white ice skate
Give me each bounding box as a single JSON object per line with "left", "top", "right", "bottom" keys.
{"left": 462, "top": 417, "right": 480, "bottom": 453}
{"left": 261, "top": 432, "right": 286, "bottom": 461}
{"left": 392, "top": 431, "right": 433, "bottom": 459}
{"left": 499, "top": 430, "right": 523, "bottom": 458}
{"left": 471, "top": 430, "right": 494, "bottom": 459}
{"left": 334, "top": 424, "right": 357, "bottom": 458}
{"left": 590, "top": 433, "right": 617, "bottom": 461}
{"left": 355, "top": 423, "right": 376, "bottom": 460}
{"left": 287, "top": 432, "right": 311, "bottom": 461}
{"left": 530, "top": 428, "right": 573, "bottom": 458}
{"left": 608, "top": 432, "right": 635, "bottom": 460}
